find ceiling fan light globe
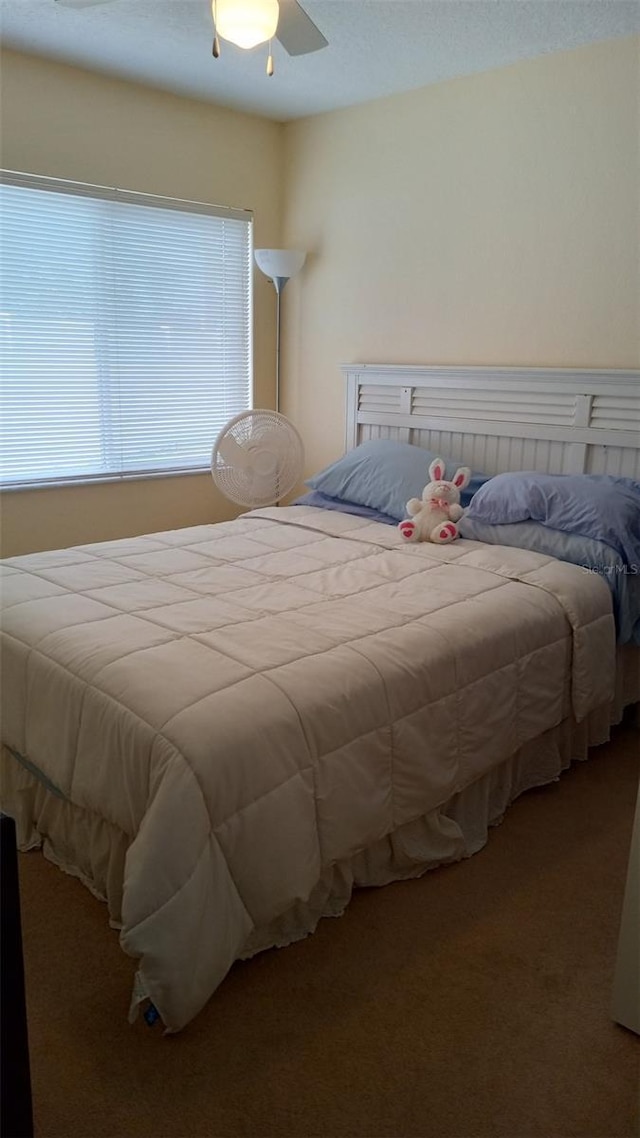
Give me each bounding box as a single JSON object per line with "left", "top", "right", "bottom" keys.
{"left": 214, "top": 0, "right": 279, "bottom": 50}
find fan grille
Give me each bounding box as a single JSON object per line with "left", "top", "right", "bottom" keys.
{"left": 211, "top": 410, "right": 304, "bottom": 507}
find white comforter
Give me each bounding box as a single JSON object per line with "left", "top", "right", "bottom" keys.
{"left": 0, "top": 506, "right": 615, "bottom": 1030}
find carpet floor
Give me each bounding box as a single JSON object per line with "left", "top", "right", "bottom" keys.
{"left": 16, "top": 716, "right": 640, "bottom": 1138}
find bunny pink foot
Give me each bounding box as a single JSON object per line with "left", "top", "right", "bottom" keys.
{"left": 398, "top": 519, "right": 417, "bottom": 542}
{"left": 430, "top": 521, "right": 458, "bottom": 544}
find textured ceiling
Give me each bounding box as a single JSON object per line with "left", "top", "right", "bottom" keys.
{"left": 1, "top": 0, "right": 639, "bottom": 122}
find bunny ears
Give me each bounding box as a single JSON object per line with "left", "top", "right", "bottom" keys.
{"left": 428, "top": 457, "right": 471, "bottom": 491}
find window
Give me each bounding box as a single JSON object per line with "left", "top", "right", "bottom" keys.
{"left": 0, "top": 172, "right": 253, "bottom": 487}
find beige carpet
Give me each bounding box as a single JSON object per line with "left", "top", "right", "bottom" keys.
{"left": 17, "top": 717, "right": 640, "bottom": 1138}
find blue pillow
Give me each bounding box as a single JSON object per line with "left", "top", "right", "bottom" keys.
{"left": 293, "top": 490, "right": 398, "bottom": 525}
{"left": 306, "top": 440, "right": 487, "bottom": 521}
{"left": 465, "top": 473, "right": 640, "bottom": 566}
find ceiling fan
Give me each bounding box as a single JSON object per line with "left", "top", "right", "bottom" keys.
{"left": 54, "top": 0, "right": 329, "bottom": 74}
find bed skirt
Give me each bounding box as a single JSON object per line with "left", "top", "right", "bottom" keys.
{"left": 3, "top": 645, "right": 639, "bottom": 974}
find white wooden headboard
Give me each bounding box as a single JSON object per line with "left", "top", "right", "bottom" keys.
{"left": 342, "top": 364, "right": 640, "bottom": 478}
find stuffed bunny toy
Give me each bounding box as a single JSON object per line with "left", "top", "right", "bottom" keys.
{"left": 398, "top": 458, "right": 471, "bottom": 544}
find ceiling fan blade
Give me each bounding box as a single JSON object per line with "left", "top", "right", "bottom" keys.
{"left": 276, "top": 0, "right": 328, "bottom": 56}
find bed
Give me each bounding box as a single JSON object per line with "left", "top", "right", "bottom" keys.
{"left": 1, "top": 364, "right": 639, "bottom": 1033}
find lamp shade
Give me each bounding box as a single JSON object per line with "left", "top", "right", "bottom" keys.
{"left": 254, "top": 249, "right": 306, "bottom": 282}
{"left": 214, "top": 0, "right": 279, "bottom": 49}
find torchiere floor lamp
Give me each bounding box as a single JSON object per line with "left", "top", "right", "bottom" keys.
{"left": 254, "top": 248, "right": 306, "bottom": 413}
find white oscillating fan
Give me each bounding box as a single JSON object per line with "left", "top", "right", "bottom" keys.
{"left": 211, "top": 409, "right": 304, "bottom": 508}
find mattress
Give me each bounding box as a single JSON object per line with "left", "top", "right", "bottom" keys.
{"left": 0, "top": 506, "right": 620, "bottom": 1030}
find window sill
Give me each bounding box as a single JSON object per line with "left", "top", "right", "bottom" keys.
{"left": 0, "top": 468, "right": 211, "bottom": 492}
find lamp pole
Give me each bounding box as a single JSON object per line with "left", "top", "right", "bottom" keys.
{"left": 273, "top": 274, "right": 289, "bottom": 414}
{"left": 254, "top": 250, "right": 306, "bottom": 414}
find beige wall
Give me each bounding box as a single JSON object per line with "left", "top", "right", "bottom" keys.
{"left": 0, "top": 50, "right": 284, "bottom": 555}
{"left": 282, "top": 36, "right": 640, "bottom": 480}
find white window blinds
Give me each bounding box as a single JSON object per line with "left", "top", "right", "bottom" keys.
{"left": 0, "top": 172, "right": 253, "bottom": 487}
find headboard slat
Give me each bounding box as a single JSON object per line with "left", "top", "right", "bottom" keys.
{"left": 342, "top": 364, "right": 640, "bottom": 478}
